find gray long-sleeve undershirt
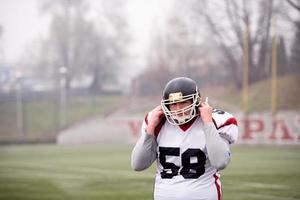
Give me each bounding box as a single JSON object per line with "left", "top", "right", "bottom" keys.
{"left": 131, "top": 130, "right": 157, "bottom": 171}
{"left": 203, "top": 122, "right": 231, "bottom": 170}
{"left": 131, "top": 122, "right": 231, "bottom": 171}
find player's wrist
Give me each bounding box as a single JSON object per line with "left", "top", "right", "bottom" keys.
{"left": 145, "top": 125, "right": 156, "bottom": 135}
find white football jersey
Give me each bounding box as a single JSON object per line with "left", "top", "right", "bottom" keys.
{"left": 144, "top": 109, "right": 238, "bottom": 200}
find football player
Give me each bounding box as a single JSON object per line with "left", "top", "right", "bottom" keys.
{"left": 131, "top": 77, "right": 238, "bottom": 200}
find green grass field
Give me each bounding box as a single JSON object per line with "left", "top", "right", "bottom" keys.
{"left": 0, "top": 145, "right": 299, "bottom": 200}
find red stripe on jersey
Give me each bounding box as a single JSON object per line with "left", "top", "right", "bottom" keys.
{"left": 214, "top": 174, "right": 221, "bottom": 200}
{"left": 144, "top": 113, "right": 148, "bottom": 125}
{"left": 213, "top": 117, "right": 238, "bottom": 130}
{"left": 154, "top": 117, "right": 166, "bottom": 138}
{"left": 218, "top": 117, "right": 237, "bottom": 129}
{"left": 212, "top": 118, "right": 218, "bottom": 129}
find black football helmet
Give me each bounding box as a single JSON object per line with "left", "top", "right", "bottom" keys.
{"left": 161, "top": 77, "right": 201, "bottom": 125}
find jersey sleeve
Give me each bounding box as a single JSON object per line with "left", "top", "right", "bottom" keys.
{"left": 131, "top": 112, "right": 157, "bottom": 171}
{"left": 212, "top": 109, "right": 238, "bottom": 144}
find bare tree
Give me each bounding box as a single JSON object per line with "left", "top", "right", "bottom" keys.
{"left": 191, "top": 0, "right": 279, "bottom": 88}
{"left": 289, "top": 21, "right": 300, "bottom": 73}
{"left": 89, "top": 0, "right": 130, "bottom": 91}
{"left": 40, "top": 0, "right": 94, "bottom": 89}
{"left": 286, "top": 0, "right": 300, "bottom": 73}
{"left": 287, "top": 0, "right": 300, "bottom": 12}
{"left": 132, "top": 0, "right": 297, "bottom": 94}
{"left": 277, "top": 36, "right": 289, "bottom": 75}
{"left": 39, "top": 0, "right": 129, "bottom": 92}
{"left": 142, "top": 0, "right": 240, "bottom": 90}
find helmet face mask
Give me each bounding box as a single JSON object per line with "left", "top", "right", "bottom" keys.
{"left": 161, "top": 77, "right": 201, "bottom": 126}
{"left": 161, "top": 92, "right": 200, "bottom": 125}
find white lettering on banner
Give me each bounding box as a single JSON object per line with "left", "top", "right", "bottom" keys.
{"left": 125, "top": 112, "right": 300, "bottom": 145}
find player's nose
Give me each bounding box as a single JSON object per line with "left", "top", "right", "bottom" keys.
{"left": 175, "top": 103, "right": 185, "bottom": 110}
{"left": 170, "top": 103, "right": 180, "bottom": 110}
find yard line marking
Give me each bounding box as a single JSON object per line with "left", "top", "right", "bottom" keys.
{"left": 242, "top": 182, "right": 290, "bottom": 189}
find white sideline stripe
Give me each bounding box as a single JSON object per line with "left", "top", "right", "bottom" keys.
{"left": 0, "top": 167, "right": 154, "bottom": 180}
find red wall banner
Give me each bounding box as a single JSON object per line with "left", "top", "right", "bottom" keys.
{"left": 125, "top": 112, "right": 300, "bottom": 145}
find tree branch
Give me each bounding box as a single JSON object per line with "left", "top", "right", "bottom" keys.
{"left": 286, "top": 0, "right": 300, "bottom": 13}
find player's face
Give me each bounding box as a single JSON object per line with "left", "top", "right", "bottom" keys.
{"left": 169, "top": 100, "right": 193, "bottom": 116}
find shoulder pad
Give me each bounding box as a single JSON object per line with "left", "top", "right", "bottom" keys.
{"left": 212, "top": 109, "right": 237, "bottom": 130}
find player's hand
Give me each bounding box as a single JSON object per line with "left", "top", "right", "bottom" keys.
{"left": 199, "top": 100, "right": 213, "bottom": 124}
{"left": 146, "top": 105, "right": 164, "bottom": 135}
